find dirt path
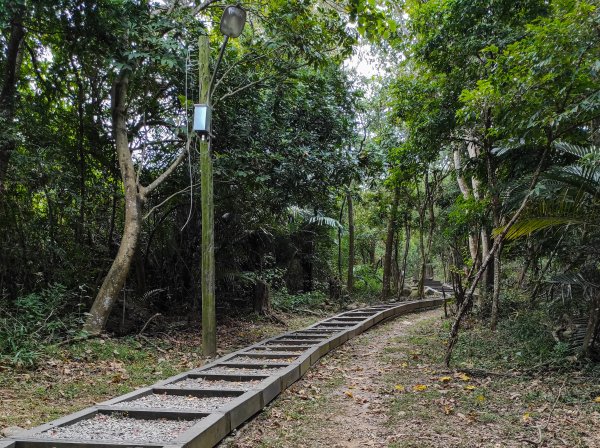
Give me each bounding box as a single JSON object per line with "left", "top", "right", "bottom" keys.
{"left": 221, "top": 309, "right": 600, "bottom": 448}
{"left": 221, "top": 309, "right": 441, "bottom": 448}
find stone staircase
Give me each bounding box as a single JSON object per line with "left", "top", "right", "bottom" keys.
{"left": 1, "top": 298, "right": 444, "bottom": 448}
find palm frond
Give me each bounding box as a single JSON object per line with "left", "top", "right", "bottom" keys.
{"left": 544, "top": 165, "right": 600, "bottom": 196}
{"left": 287, "top": 206, "right": 344, "bottom": 230}
{"left": 494, "top": 216, "right": 585, "bottom": 240}
{"left": 547, "top": 272, "right": 597, "bottom": 288}
{"left": 554, "top": 141, "right": 599, "bottom": 158}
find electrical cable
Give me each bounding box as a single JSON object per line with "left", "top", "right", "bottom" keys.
{"left": 181, "top": 47, "right": 194, "bottom": 231}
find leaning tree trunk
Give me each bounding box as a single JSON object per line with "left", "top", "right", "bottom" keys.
{"left": 382, "top": 187, "right": 400, "bottom": 299}
{"left": 347, "top": 190, "right": 355, "bottom": 293}
{"left": 0, "top": 9, "right": 25, "bottom": 193}
{"left": 84, "top": 73, "right": 142, "bottom": 334}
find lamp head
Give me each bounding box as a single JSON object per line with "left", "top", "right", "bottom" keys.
{"left": 220, "top": 5, "right": 247, "bottom": 38}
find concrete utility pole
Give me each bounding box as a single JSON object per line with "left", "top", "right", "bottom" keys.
{"left": 198, "top": 35, "right": 216, "bottom": 356}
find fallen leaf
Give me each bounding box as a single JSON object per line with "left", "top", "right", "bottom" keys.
{"left": 522, "top": 412, "right": 532, "bottom": 422}
{"left": 344, "top": 390, "right": 354, "bottom": 398}
{"left": 594, "top": 396, "right": 600, "bottom": 403}
{"left": 475, "top": 394, "right": 485, "bottom": 402}
{"left": 439, "top": 376, "right": 452, "bottom": 383}
{"left": 413, "top": 384, "right": 428, "bottom": 392}
{"left": 464, "top": 385, "right": 476, "bottom": 391}
{"left": 394, "top": 385, "right": 405, "bottom": 391}
{"left": 457, "top": 372, "right": 471, "bottom": 381}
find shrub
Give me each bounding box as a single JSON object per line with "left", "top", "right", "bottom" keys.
{"left": 272, "top": 288, "right": 329, "bottom": 312}
{"left": 0, "top": 284, "right": 83, "bottom": 367}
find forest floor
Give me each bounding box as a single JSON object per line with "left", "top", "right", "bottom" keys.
{"left": 0, "top": 313, "right": 320, "bottom": 432}
{"left": 2, "top": 307, "right": 599, "bottom": 447}
{"left": 221, "top": 309, "right": 600, "bottom": 448}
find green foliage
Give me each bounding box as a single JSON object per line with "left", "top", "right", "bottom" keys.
{"left": 272, "top": 289, "right": 328, "bottom": 312}
{"left": 353, "top": 264, "right": 382, "bottom": 298}
{"left": 453, "top": 309, "right": 569, "bottom": 370}
{"left": 287, "top": 206, "right": 343, "bottom": 230}
{"left": 0, "top": 0, "right": 360, "bottom": 328}
{"left": 347, "top": 0, "right": 401, "bottom": 43}
{"left": 0, "top": 285, "right": 83, "bottom": 367}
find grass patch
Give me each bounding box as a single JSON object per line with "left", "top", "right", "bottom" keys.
{"left": 377, "top": 311, "right": 600, "bottom": 447}
{"left": 451, "top": 310, "right": 571, "bottom": 370}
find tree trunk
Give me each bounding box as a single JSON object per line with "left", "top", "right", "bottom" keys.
{"left": 382, "top": 187, "right": 400, "bottom": 299}
{"left": 254, "top": 279, "right": 272, "bottom": 315}
{"left": 84, "top": 72, "right": 142, "bottom": 334}
{"left": 479, "top": 227, "right": 491, "bottom": 310}
{"left": 393, "top": 228, "right": 400, "bottom": 294}
{"left": 0, "top": 9, "right": 25, "bottom": 193}
{"left": 399, "top": 216, "right": 410, "bottom": 293}
{"left": 453, "top": 148, "right": 478, "bottom": 265}
{"left": 582, "top": 292, "right": 600, "bottom": 357}
{"left": 490, "top": 243, "right": 503, "bottom": 331}
{"left": 73, "top": 61, "right": 86, "bottom": 243}
{"left": 517, "top": 239, "right": 533, "bottom": 288}
{"left": 337, "top": 196, "right": 345, "bottom": 279}
{"left": 346, "top": 190, "right": 355, "bottom": 293}
{"left": 416, "top": 180, "right": 427, "bottom": 298}
{"left": 487, "top": 144, "right": 503, "bottom": 328}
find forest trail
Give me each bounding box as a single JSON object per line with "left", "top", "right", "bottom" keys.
{"left": 222, "top": 309, "right": 600, "bottom": 448}
{"left": 222, "top": 309, "right": 441, "bottom": 448}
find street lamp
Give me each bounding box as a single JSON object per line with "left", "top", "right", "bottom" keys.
{"left": 194, "top": 5, "right": 247, "bottom": 136}
{"left": 220, "top": 5, "right": 247, "bottom": 38}
{"left": 195, "top": 5, "right": 247, "bottom": 356}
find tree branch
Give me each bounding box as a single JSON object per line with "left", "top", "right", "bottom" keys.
{"left": 143, "top": 182, "right": 200, "bottom": 220}
{"left": 213, "top": 78, "right": 266, "bottom": 105}
{"left": 140, "top": 136, "right": 191, "bottom": 199}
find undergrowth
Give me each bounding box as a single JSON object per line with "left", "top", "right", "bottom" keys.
{"left": 451, "top": 308, "right": 598, "bottom": 375}
{"left": 0, "top": 284, "right": 85, "bottom": 367}
{"left": 272, "top": 289, "right": 330, "bottom": 313}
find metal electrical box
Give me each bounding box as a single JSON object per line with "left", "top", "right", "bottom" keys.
{"left": 193, "top": 104, "right": 212, "bottom": 136}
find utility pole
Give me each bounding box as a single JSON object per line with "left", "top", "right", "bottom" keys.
{"left": 198, "top": 35, "right": 216, "bottom": 356}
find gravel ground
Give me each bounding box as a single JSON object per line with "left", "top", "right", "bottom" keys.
{"left": 278, "top": 335, "right": 324, "bottom": 340}
{"left": 124, "top": 393, "right": 235, "bottom": 411}
{"left": 292, "top": 329, "right": 334, "bottom": 338}
{"left": 245, "top": 350, "right": 302, "bottom": 356}
{"left": 230, "top": 356, "right": 295, "bottom": 364}
{"left": 299, "top": 331, "right": 339, "bottom": 334}
{"left": 205, "top": 366, "right": 285, "bottom": 375}
{"left": 40, "top": 414, "right": 198, "bottom": 443}
{"left": 173, "top": 377, "right": 263, "bottom": 390}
